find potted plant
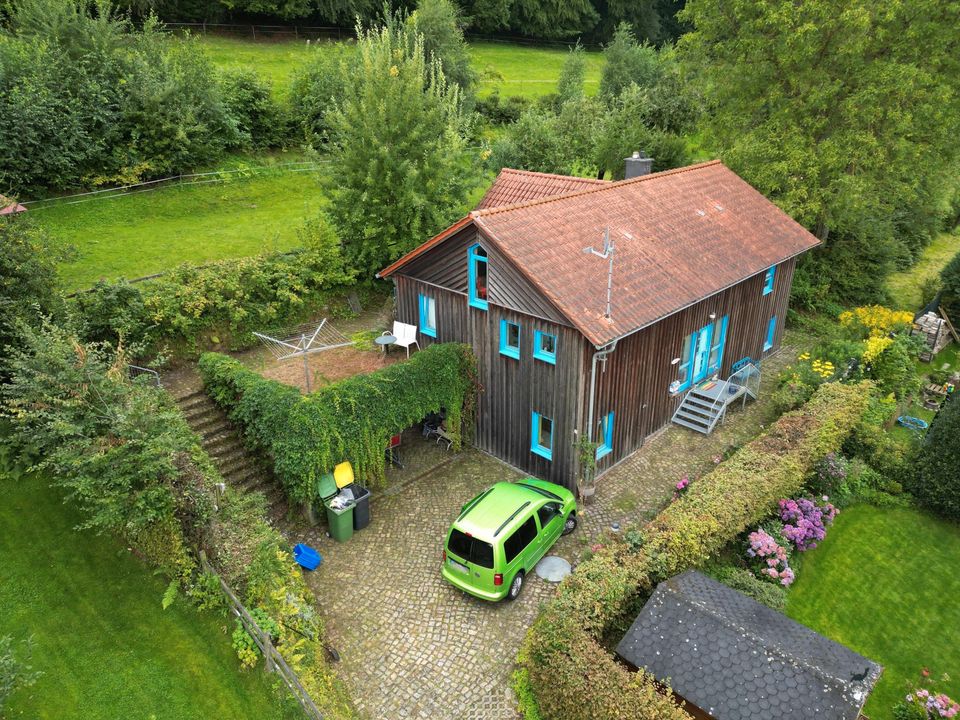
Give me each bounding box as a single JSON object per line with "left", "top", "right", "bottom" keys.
{"left": 576, "top": 436, "right": 599, "bottom": 505}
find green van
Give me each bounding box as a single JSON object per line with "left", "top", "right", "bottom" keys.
{"left": 441, "top": 478, "right": 577, "bottom": 602}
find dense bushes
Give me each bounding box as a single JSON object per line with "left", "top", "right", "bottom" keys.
{"left": 910, "top": 397, "right": 960, "bottom": 521}
{"left": 72, "top": 214, "right": 355, "bottom": 360}
{"left": 199, "top": 342, "right": 477, "bottom": 499}
{"left": 488, "top": 25, "right": 697, "bottom": 180}
{"left": 520, "top": 381, "right": 870, "bottom": 720}
{"left": 0, "top": 3, "right": 247, "bottom": 194}
{"left": 941, "top": 248, "right": 960, "bottom": 321}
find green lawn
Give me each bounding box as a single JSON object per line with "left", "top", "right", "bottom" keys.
{"left": 469, "top": 41, "right": 603, "bottom": 98}
{"left": 195, "top": 34, "right": 316, "bottom": 94}
{"left": 41, "top": 166, "right": 324, "bottom": 291}
{"left": 786, "top": 505, "right": 960, "bottom": 719}
{"left": 0, "top": 472, "right": 296, "bottom": 720}
{"left": 887, "top": 231, "right": 960, "bottom": 311}
{"left": 195, "top": 35, "right": 602, "bottom": 99}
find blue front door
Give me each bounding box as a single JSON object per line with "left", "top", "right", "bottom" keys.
{"left": 691, "top": 323, "right": 713, "bottom": 384}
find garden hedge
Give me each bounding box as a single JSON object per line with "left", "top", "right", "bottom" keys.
{"left": 199, "top": 342, "right": 477, "bottom": 499}
{"left": 520, "top": 381, "right": 872, "bottom": 720}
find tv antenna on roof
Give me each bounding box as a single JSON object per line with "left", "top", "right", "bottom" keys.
{"left": 583, "top": 228, "right": 632, "bottom": 321}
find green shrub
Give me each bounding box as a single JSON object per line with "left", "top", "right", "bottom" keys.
{"left": 940, "top": 248, "right": 960, "bottom": 321}
{"left": 476, "top": 92, "right": 531, "bottom": 125}
{"left": 199, "top": 342, "right": 476, "bottom": 498}
{"left": 910, "top": 397, "right": 960, "bottom": 520}
{"left": 289, "top": 43, "right": 353, "bottom": 145}
{"left": 707, "top": 566, "right": 787, "bottom": 610}
{"left": 521, "top": 382, "right": 871, "bottom": 719}
{"left": 867, "top": 334, "right": 924, "bottom": 398}
{"left": 0, "top": 5, "right": 240, "bottom": 194}
{"left": 219, "top": 68, "right": 288, "bottom": 149}
{"left": 0, "top": 635, "right": 40, "bottom": 713}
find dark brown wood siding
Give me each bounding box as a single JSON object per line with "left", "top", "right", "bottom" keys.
{"left": 395, "top": 274, "right": 585, "bottom": 489}
{"left": 400, "top": 229, "right": 570, "bottom": 325}
{"left": 588, "top": 258, "right": 796, "bottom": 475}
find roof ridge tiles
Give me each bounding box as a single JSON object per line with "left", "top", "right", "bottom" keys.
{"left": 472, "top": 159, "right": 723, "bottom": 218}
{"left": 497, "top": 167, "right": 610, "bottom": 184}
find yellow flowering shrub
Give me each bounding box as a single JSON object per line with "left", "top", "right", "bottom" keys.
{"left": 839, "top": 305, "right": 914, "bottom": 338}
{"left": 862, "top": 336, "right": 894, "bottom": 364}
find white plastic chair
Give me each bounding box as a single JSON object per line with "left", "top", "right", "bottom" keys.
{"left": 384, "top": 321, "right": 420, "bottom": 358}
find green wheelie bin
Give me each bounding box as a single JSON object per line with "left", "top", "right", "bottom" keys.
{"left": 318, "top": 473, "right": 355, "bottom": 542}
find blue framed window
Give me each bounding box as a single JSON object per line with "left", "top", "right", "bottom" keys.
{"left": 596, "top": 412, "right": 614, "bottom": 460}
{"left": 418, "top": 293, "right": 437, "bottom": 338}
{"left": 468, "top": 244, "right": 488, "bottom": 310}
{"left": 707, "top": 315, "right": 729, "bottom": 376}
{"left": 763, "top": 266, "right": 776, "bottom": 295}
{"left": 533, "top": 330, "right": 557, "bottom": 364}
{"left": 674, "top": 333, "right": 694, "bottom": 393}
{"left": 499, "top": 319, "right": 520, "bottom": 359}
{"left": 764, "top": 315, "right": 777, "bottom": 351}
{"left": 531, "top": 411, "right": 553, "bottom": 461}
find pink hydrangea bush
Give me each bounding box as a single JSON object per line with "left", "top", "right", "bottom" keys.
{"left": 899, "top": 689, "right": 960, "bottom": 719}
{"left": 779, "top": 497, "right": 838, "bottom": 551}
{"left": 745, "top": 528, "right": 795, "bottom": 586}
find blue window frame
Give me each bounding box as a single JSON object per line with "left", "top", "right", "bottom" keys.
{"left": 763, "top": 266, "right": 776, "bottom": 295}
{"left": 468, "top": 244, "right": 488, "bottom": 310}
{"left": 418, "top": 293, "right": 437, "bottom": 337}
{"left": 675, "top": 332, "right": 694, "bottom": 393}
{"left": 707, "top": 315, "right": 729, "bottom": 376}
{"left": 533, "top": 330, "right": 557, "bottom": 364}
{"left": 499, "top": 319, "right": 520, "bottom": 359}
{"left": 531, "top": 411, "right": 553, "bottom": 461}
{"left": 764, "top": 315, "right": 777, "bottom": 351}
{"left": 596, "top": 412, "right": 614, "bottom": 460}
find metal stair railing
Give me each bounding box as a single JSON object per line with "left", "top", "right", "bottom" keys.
{"left": 704, "top": 362, "right": 762, "bottom": 428}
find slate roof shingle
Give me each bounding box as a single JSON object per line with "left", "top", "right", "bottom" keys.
{"left": 615, "top": 570, "right": 882, "bottom": 720}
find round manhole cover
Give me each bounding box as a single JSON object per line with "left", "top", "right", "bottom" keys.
{"left": 535, "top": 556, "right": 572, "bottom": 582}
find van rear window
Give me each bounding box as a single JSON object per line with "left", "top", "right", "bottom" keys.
{"left": 447, "top": 529, "right": 494, "bottom": 569}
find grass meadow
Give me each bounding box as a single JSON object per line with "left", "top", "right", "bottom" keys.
{"left": 0, "top": 472, "right": 296, "bottom": 720}
{"left": 786, "top": 505, "right": 960, "bottom": 719}
{"left": 195, "top": 34, "right": 602, "bottom": 99}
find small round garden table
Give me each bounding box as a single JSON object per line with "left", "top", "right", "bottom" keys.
{"left": 375, "top": 334, "right": 396, "bottom": 360}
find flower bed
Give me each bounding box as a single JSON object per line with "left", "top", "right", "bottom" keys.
{"left": 519, "top": 382, "right": 872, "bottom": 720}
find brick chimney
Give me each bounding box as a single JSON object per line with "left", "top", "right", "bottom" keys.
{"left": 624, "top": 151, "right": 653, "bottom": 179}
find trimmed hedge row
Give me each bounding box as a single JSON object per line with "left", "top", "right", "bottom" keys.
{"left": 199, "top": 342, "right": 477, "bottom": 499}
{"left": 521, "top": 381, "right": 873, "bottom": 720}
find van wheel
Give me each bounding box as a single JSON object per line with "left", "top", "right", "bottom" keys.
{"left": 562, "top": 513, "right": 578, "bottom": 536}
{"left": 506, "top": 571, "right": 525, "bottom": 601}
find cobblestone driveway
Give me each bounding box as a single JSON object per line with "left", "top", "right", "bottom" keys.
{"left": 290, "top": 345, "right": 801, "bottom": 720}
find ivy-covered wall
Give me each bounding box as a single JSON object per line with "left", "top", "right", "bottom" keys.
{"left": 519, "top": 381, "right": 873, "bottom": 720}
{"left": 199, "top": 342, "right": 477, "bottom": 500}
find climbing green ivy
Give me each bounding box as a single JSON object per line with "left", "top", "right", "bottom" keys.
{"left": 199, "top": 343, "right": 477, "bottom": 501}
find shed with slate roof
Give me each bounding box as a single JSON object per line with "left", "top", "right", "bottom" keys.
{"left": 615, "top": 570, "right": 882, "bottom": 720}
{"left": 377, "top": 160, "right": 821, "bottom": 490}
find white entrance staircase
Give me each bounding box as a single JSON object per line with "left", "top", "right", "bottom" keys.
{"left": 672, "top": 363, "right": 761, "bottom": 434}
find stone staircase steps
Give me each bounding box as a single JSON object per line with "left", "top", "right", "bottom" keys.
{"left": 172, "top": 388, "right": 287, "bottom": 522}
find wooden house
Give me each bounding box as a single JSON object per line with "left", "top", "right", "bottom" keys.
{"left": 377, "top": 160, "right": 820, "bottom": 491}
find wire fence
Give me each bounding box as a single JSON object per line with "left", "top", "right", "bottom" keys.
{"left": 199, "top": 552, "right": 324, "bottom": 720}
{"left": 164, "top": 21, "right": 596, "bottom": 48}
{"left": 22, "top": 161, "right": 327, "bottom": 210}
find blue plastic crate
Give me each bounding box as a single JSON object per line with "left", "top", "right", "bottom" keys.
{"left": 293, "top": 543, "right": 322, "bottom": 571}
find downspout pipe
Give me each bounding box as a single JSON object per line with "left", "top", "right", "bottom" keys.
{"left": 586, "top": 339, "right": 618, "bottom": 446}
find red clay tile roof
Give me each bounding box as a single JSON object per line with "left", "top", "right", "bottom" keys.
{"left": 475, "top": 168, "right": 609, "bottom": 210}
{"left": 382, "top": 161, "right": 821, "bottom": 347}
